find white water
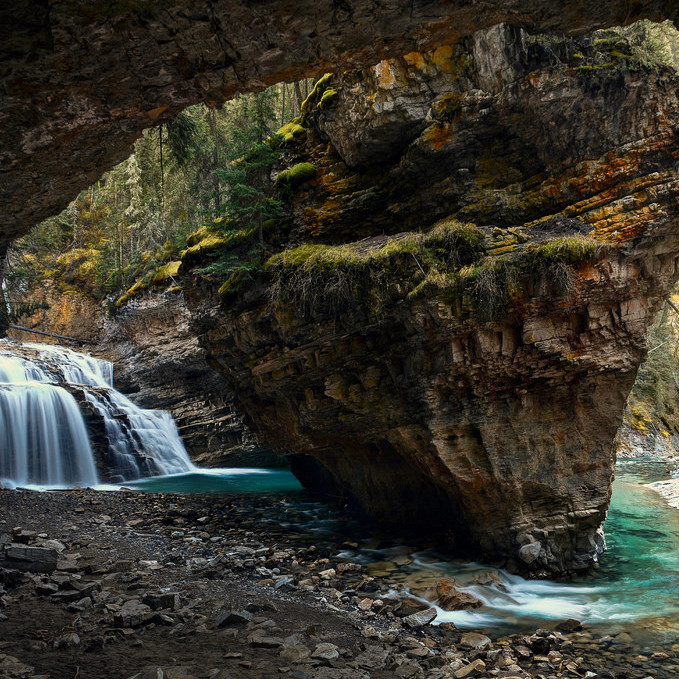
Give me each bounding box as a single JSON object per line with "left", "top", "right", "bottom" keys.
{"left": 0, "top": 340, "right": 195, "bottom": 488}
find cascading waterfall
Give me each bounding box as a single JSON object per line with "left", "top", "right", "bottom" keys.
{"left": 0, "top": 339, "right": 195, "bottom": 488}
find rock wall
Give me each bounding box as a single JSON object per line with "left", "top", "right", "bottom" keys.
{"left": 9, "top": 288, "right": 262, "bottom": 466}
{"left": 2, "top": 1, "right": 678, "bottom": 250}
{"left": 183, "top": 25, "right": 679, "bottom": 575}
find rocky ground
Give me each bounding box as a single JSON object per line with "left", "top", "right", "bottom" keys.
{"left": 1, "top": 489, "right": 678, "bottom": 679}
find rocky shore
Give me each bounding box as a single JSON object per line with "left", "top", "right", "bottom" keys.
{"left": 1, "top": 489, "right": 678, "bottom": 679}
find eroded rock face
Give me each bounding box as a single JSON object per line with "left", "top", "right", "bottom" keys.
{"left": 184, "top": 25, "right": 679, "bottom": 574}
{"left": 98, "top": 291, "right": 264, "bottom": 466}
{"left": 2, "top": 1, "right": 678, "bottom": 248}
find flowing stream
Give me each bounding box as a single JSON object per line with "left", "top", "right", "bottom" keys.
{"left": 133, "top": 459, "right": 679, "bottom": 640}
{"left": 1, "top": 338, "right": 677, "bottom": 638}
{"left": 0, "top": 340, "right": 195, "bottom": 488}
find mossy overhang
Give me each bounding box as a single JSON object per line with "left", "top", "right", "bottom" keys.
{"left": 2, "top": 1, "right": 679, "bottom": 251}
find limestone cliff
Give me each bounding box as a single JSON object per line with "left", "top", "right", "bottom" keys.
{"left": 2, "top": 1, "right": 678, "bottom": 252}
{"left": 182, "top": 24, "right": 679, "bottom": 575}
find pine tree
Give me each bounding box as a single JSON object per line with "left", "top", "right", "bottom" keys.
{"left": 214, "top": 90, "right": 283, "bottom": 243}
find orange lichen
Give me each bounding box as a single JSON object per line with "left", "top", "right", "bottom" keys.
{"left": 431, "top": 44, "right": 456, "bottom": 71}
{"left": 146, "top": 105, "right": 168, "bottom": 120}
{"left": 403, "top": 51, "right": 426, "bottom": 70}
{"left": 424, "top": 123, "right": 454, "bottom": 151}
{"left": 374, "top": 60, "right": 399, "bottom": 89}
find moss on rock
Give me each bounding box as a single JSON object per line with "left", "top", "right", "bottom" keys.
{"left": 276, "top": 118, "right": 306, "bottom": 145}
{"left": 300, "top": 74, "right": 334, "bottom": 122}
{"left": 275, "top": 162, "right": 317, "bottom": 190}
{"left": 180, "top": 233, "right": 229, "bottom": 271}
{"left": 530, "top": 234, "right": 606, "bottom": 265}
{"left": 151, "top": 260, "right": 181, "bottom": 286}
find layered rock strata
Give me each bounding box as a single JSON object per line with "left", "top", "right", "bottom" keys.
{"left": 2, "top": 1, "right": 679, "bottom": 249}
{"left": 101, "top": 291, "right": 268, "bottom": 467}
{"left": 184, "top": 24, "right": 679, "bottom": 574}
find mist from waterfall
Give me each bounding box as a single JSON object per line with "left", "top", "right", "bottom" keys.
{"left": 0, "top": 340, "right": 195, "bottom": 489}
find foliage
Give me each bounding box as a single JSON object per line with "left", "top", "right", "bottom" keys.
{"left": 7, "top": 79, "right": 307, "bottom": 312}
{"left": 275, "top": 162, "right": 316, "bottom": 191}
{"left": 531, "top": 234, "right": 604, "bottom": 265}
{"left": 626, "top": 300, "right": 679, "bottom": 436}
{"left": 592, "top": 20, "right": 679, "bottom": 73}
{"left": 265, "top": 221, "right": 486, "bottom": 319}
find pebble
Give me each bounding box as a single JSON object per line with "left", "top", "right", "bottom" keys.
{"left": 459, "top": 632, "right": 492, "bottom": 650}
{"left": 402, "top": 607, "right": 438, "bottom": 628}
{"left": 3, "top": 490, "right": 678, "bottom": 679}
{"left": 454, "top": 659, "right": 486, "bottom": 678}
{"left": 312, "top": 642, "right": 340, "bottom": 661}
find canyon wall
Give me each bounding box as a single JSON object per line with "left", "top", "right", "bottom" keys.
{"left": 2, "top": 1, "right": 679, "bottom": 250}
{"left": 182, "top": 24, "right": 679, "bottom": 574}
{"left": 9, "top": 288, "right": 260, "bottom": 466}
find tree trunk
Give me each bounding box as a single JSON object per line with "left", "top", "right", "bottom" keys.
{"left": 209, "top": 107, "right": 221, "bottom": 213}
{"left": 293, "top": 80, "right": 304, "bottom": 117}
{"left": 0, "top": 242, "right": 10, "bottom": 338}
{"left": 281, "top": 82, "right": 286, "bottom": 127}
{"left": 158, "top": 126, "right": 165, "bottom": 211}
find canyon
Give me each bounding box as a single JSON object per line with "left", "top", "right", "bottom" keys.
{"left": 180, "top": 24, "right": 679, "bottom": 574}
{"left": 5, "top": 2, "right": 679, "bottom": 578}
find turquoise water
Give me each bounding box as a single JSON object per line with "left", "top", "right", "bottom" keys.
{"left": 363, "top": 459, "right": 679, "bottom": 638}
{"left": 123, "top": 461, "right": 679, "bottom": 639}
{"left": 120, "top": 467, "right": 304, "bottom": 495}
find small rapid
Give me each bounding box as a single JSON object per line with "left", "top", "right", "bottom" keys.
{"left": 0, "top": 339, "right": 195, "bottom": 489}
{"left": 159, "top": 458, "right": 678, "bottom": 639}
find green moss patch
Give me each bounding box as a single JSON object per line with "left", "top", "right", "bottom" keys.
{"left": 180, "top": 233, "right": 230, "bottom": 271}
{"left": 265, "top": 220, "right": 486, "bottom": 318}
{"left": 275, "top": 162, "right": 317, "bottom": 190}
{"left": 530, "top": 234, "right": 605, "bottom": 265}
{"left": 151, "top": 260, "right": 181, "bottom": 286}
{"left": 300, "top": 74, "right": 334, "bottom": 122}
{"left": 276, "top": 118, "right": 306, "bottom": 145}
{"left": 319, "top": 89, "right": 338, "bottom": 109}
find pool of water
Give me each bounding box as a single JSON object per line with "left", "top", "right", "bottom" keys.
{"left": 121, "top": 467, "right": 304, "bottom": 495}
{"left": 115, "top": 459, "right": 679, "bottom": 641}
{"left": 341, "top": 458, "right": 679, "bottom": 640}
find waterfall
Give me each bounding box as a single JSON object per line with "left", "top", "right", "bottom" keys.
{"left": 0, "top": 340, "right": 195, "bottom": 489}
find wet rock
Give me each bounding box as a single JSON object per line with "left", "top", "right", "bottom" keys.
{"left": 453, "top": 659, "right": 486, "bottom": 678}
{"left": 393, "top": 600, "right": 430, "bottom": 618}
{"left": 436, "top": 580, "right": 482, "bottom": 610}
{"left": 402, "top": 607, "right": 437, "bottom": 628}
{"left": 555, "top": 618, "right": 583, "bottom": 632}
{"left": 458, "top": 632, "right": 492, "bottom": 650}
{"left": 518, "top": 542, "right": 542, "bottom": 565}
